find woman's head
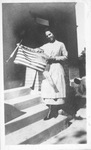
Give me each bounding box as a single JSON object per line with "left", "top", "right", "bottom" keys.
{"left": 45, "top": 29, "right": 55, "bottom": 42}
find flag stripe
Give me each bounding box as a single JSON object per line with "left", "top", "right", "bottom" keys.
{"left": 22, "top": 48, "right": 40, "bottom": 57}
{"left": 16, "top": 54, "right": 46, "bottom": 68}
{"left": 24, "top": 53, "right": 46, "bottom": 66}
{"left": 14, "top": 46, "right": 47, "bottom": 72}
{"left": 14, "top": 57, "right": 46, "bottom": 69}
{"left": 16, "top": 53, "right": 46, "bottom": 66}
{"left": 14, "top": 59, "right": 44, "bottom": 72}
{"left": 18, "top": 48, "right": 38, "bottom": 58}
{"left": 17, "top": 48, "right": 46, "bottom": 65}
{"left": 18, "top": 50, "right": 37, "bottom": 58}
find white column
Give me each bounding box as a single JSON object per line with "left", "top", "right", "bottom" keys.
{"left": 25, "top": 67, "right": 36, "bottom": 88}
{"left": 75, "top": 2, "right": 86, "bottom": 56}
{"left": 25, "top": 67, "right": 43, "bottom": 91}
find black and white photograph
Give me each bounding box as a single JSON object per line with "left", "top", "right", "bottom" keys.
{"left": 0, "top": 0, "right": 91, "bottom": 149}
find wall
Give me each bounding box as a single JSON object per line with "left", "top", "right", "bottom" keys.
{"left": 3, "top": 3, "right": 78, "bottom": 90}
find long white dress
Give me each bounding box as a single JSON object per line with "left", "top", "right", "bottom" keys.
{"left": 40, "top": 40, "right": 68, "bottom": 105}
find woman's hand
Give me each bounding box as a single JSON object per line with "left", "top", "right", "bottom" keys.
{"left": 47, "top": 57, "right": 56, "bottom": 64}
{"left": 49, "top": 57, "right": 56, "bottom": 61}
{"left": 55, "top": 56, "right": 67, "bottom": 61}
{"left": 16, "top": 43, "right": 23, "bottom": 48}
{"left": 55, "top": 56, "right": 61, "bottom": 61}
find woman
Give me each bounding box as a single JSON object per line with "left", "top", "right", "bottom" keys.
{"left": 36, "top": 29, "right": 68, "bottom": 120}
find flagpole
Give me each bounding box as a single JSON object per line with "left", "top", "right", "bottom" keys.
{"left": 6, "top": 39, "right": 22, "bottom": 63}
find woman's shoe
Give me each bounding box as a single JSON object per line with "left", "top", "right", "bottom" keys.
{"left": 44, "top": 113, "right": 52, "bottom": 120}
{"left": 44, "top": 116, "right": 50, "bottom": 120}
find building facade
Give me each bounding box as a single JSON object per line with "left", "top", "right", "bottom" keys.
{"left": 3, "top": 2, "right": 85, "bottom": 90}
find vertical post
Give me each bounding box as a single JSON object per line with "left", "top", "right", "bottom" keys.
{"left": 75, "top": 2, "right": 86, "bottom": 56}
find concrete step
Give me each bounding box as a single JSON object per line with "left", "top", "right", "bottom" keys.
{"left": 5, "top": 103, "right": 49, "bottom": 135}
{"left": 5, "top": 115, "right": 68, "bottom": 145}
{"left": 41, "top": 119, "right": 87, "bottom": 144}
{"left": 5, "top": 93, "right": 41, "bottom": 110}
{"left": 4, "top": 86, "right": 31, "bottom": 100}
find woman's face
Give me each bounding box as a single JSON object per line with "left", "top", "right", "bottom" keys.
{"left": 45, "top": 31, "right": 55, "bottom": 42}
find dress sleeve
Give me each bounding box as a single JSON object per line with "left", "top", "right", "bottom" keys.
{"left": 60, "top": 43, "right": 68, "bottom": 58}
{"left": 40, "top": 44, "right": 46, "bottom": 51}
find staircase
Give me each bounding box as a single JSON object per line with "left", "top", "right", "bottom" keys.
{"left": 4, "top": 86, "right": 69, "bottom": 145}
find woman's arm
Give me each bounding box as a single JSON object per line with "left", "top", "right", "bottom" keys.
{"left": 55, "top": 43, "right": 68, "bottom": 61}
{"left": 49, "top": 43, "right": 68, "bottom": 61}
{"left": 43, "top": 71, "right": 59, "bottom": 93}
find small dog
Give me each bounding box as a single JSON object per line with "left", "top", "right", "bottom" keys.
{"left": 70, "top": 76, "right": 86, "bottom": 119}
{"left": 70, "top": 76, "right": 86, "bottom": 98}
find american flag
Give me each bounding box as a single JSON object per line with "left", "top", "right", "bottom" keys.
{"left": 14, "top": 45, "right": 47, "bottom": 72}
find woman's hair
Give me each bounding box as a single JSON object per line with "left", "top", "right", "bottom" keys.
{"left": 44, "top": 28, "right": 54, "bottom": 34}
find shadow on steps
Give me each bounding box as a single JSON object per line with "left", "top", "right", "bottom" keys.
{"left": 5, "top": 103, "right": 26, "bottom": 123}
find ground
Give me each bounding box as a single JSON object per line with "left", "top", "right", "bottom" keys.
{"left": 43, "top": 108, "right": 87, "bottom": 144}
